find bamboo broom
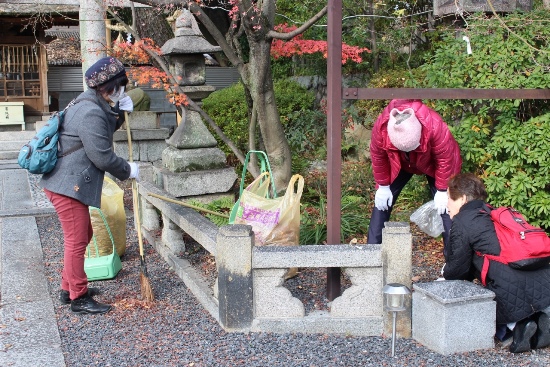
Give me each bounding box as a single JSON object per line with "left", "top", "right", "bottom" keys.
{"left": 125, "top": 112, "right": 154, "bottom": 303}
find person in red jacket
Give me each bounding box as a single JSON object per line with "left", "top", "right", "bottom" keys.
{"left": 367, "top": 99, "right": 462, "bottom": 253}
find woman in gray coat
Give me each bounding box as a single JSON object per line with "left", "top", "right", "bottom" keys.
{"left": 40, "top": 57, "right": 138, "bottom": 315}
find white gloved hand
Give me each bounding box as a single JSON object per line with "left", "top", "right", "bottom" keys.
{"left": 374, "top": 185, "right": 393, "bottom": 211}
{"left": 119, "top": 95, "right": 134, "bottom": 113}
{"left": 434, "top": 190, "right": 448, "bottom": 215}
{"left": 128, "top": 162, "right": 139, "bottom": 181}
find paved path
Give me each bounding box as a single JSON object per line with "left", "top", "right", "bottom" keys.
{"left": 0, "top": 160, "right": 64, "bottom": 366}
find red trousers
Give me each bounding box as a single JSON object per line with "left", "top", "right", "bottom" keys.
{"left": 44, "top": 189, "right": 93, "bottom": 300}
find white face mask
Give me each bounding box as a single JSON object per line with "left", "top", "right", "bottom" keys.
{"left": 108, "top": 86, "right": 125, "bottom": 104}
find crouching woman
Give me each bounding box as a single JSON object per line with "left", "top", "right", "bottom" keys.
{"left": 443, "top": 173, "right": 550, "bottom": 353}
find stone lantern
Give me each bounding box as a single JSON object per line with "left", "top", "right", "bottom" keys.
{"left": 153, "top": 9, "right": 237, "bottom": 210}
{"left": 161, "top": 10, "right": 222, "bottom": 86}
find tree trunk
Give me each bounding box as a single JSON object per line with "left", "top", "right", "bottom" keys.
{"left": 247, "top": 38, "right": 292, "bottom": 192}
{"left": 133, "top": 7, "right": 173, "bottom": 68}
{"left": 134, "top": 7, "right": 174, "bottom": 46}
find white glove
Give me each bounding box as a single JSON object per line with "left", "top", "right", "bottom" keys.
{"left": 128, "top": 162, "right": 139, "bottom": 181}
{"left": 374, "top": 185, "right": 393, "bottom": 211}
{"left": 434, "top": 190, "right": 448, "bottom": 215}
{"left": 119, "top": 95, "right": 134, "bottom": 113}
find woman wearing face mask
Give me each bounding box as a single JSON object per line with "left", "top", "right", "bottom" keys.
{"left": 40, "top": 57, "right": 137, "bottom": 315}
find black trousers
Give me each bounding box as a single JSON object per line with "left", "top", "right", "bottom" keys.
{"left": 366, "top": 169, "right": 452, "bottom": 256}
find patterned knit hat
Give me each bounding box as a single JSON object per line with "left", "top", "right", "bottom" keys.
{"left": 84, "top": 57, "right": 126, "bottom": 88}
{"left": 387, "top": 107, "right": 422, "bottom": 152}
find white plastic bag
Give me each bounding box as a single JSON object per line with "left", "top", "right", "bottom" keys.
{"left": 410, "top": 200, "right": 444, "bottom": 237}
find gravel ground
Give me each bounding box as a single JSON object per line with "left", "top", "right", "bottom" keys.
{"left": 29, "top": 174, "right": 550, "bottom": 367}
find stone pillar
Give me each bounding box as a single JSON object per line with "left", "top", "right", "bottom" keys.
{"left": 141, "top": 199, "right": 160, "bottom": 232}
{"left": 381, "top": 222, "right": 412, "bottom": 338}
{"left": 161, "top": 214, "right": 185, "bottom": 254}
{"left": 216, "top": 224, "right": 254, "bottom": 331}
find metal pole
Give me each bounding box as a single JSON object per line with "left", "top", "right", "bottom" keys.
{"left": 326, "top": 0, "right": 343, "bottom": 302}
{"left": 391, "top": 311, "right": 397, "bottom": 357}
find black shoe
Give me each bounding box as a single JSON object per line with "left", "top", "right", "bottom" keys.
{"left": 60, "top": 287, "right": 100, "bottom": 305}
{"left": 531, "top": 312, "right": 550, "bottom": 349}
{"left": 509, "top": 319, "right": 537, "bottom": 353}
{"left": 70, "top": 294, "right": 111, "bottom": 315}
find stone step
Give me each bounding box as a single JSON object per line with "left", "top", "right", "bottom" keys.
{"left": 0, "top": 140, "right": 29, "bottom": 150}
{"left": 0, "top": 150, "right": 20, "bottom": 160}
{"left": 0, "top": 131, "right": 36, "bottom": 141}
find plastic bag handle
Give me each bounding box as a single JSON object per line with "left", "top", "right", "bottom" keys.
{"left": 286, "top": 174, "right": 304, "bottom": 197}
{"left": 238, "top": 150, "right": 277, "bottom": 199}
{"left": 87, "top": 206, "right": 116, "bottom": 258}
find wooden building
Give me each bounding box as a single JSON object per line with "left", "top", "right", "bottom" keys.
{"left": 0, "top": 1, "right": 239, "bottom": 130}
{"left": 0, "top": 2, "right": 79, "bottom": 127}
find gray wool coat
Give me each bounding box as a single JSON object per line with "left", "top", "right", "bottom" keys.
{"left": 40, "top": 88, "right": 131, "bottom": 208}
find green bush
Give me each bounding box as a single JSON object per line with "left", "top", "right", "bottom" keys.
{"left": 202, "top": 79, "right": 318, "bottom": 157}
{"left": 201, "top": 82, "right": 249, "bottom": 156}
{"left": 416, "top": 11, "right": 550, "bottom": 229}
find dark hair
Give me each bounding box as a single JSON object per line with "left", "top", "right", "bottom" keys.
{"left": 448, "top": 173, "right": 488, "bottom": 202}
{"left": 94, "top": 73, "right": 129, "bottom": 96}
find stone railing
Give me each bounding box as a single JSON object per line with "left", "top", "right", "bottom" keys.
{"left": 137, "top": 181, "right": 413, "bottom": 337}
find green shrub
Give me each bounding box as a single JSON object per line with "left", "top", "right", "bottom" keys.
{"left": 416, "top": 11, "right": 550, "bottom": 229}
{"left": 202, "top": 79, "right": 318, "bottom": 157}
{"left": 201, "top": 82, "right": 249, "bottom": 156}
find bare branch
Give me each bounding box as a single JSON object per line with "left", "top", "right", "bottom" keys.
{"left": 267, "top": 6, "right": 327, "bottom": 40}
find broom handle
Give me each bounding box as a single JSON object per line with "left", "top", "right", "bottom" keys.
{"left": 125, "top": 112, "right": 145, "bottom": 258}
{"left": 148, "top": 192, "right": 230, "bottom": 219}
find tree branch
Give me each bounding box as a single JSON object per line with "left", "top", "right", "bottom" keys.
{"left": 98, "top": 0, "right": 245, "bottom": 164}
{"left": 267, "top": 6, "right": 327, "bottom": 40}
{"left": 188, "top": 2, "right": 243, "bottom": 68}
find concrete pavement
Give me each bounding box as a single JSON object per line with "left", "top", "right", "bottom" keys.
{"left": 0, "top": 159, "right": 64, "bottom": 366}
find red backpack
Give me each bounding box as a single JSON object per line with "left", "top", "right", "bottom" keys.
{"left": 477, "top": 204, "right": 550, "bottom": 286}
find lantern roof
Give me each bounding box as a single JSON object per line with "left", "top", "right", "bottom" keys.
{"left": 161, "top": 9, "right": 221, "bottom": 56}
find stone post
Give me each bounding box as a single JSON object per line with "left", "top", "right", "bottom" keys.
{"left": 141, "top": 199, "right": 160, "bottom": 232}
{"left": 216, "top": 224, "right": 254, "bottom": 331}
{"left": 381, "top": 222, "right": 412, "bottom": 338}
{"left": 161, "top": 214, "right": 185, "bottom": 254}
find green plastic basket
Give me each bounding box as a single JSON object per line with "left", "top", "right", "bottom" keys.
{"left": 84, "top": 207, "right": 122, "bottom": 281}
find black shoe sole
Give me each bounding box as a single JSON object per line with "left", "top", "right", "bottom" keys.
{"left": 70, "top": 306, "right": 111, "bottom": 315}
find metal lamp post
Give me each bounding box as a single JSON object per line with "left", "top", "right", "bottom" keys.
{"left": 382, "top": 283, "right": 411, "bottom": 357}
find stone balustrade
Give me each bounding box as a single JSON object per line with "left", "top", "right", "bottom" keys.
{"left": 137, "top": 180, "right": 411, "bottom": 338}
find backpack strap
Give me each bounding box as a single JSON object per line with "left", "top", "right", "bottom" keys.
{"left": 477, "top": 203, "right": 496, "bottom": 286}
{"left": 57, "top": 98, "right": 97, "bottom": 158}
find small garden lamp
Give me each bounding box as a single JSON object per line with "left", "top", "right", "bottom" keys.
{"left": 382, "top": 283, "right": 411, "bottom": 357}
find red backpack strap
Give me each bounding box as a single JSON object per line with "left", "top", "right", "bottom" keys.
{"left": 476, "top": 251, "right": 490, "bottom": 286}
{"left": 480, "top": 256, "right": 490, "bottom": 286}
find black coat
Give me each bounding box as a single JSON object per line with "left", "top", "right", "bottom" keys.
{"left": 443, "top": 200, "right": 550, "bottom": 324}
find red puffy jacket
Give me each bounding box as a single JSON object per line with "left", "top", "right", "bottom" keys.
{"left": 370, "top": 99, "right": 462, "bottom": 190}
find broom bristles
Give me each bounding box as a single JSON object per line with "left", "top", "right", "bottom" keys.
{"left": 140, "top": 271, "right": 154, "bottom": 303}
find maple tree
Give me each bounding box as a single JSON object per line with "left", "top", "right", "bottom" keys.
{"left": 104, "top": 1, "right": 361, "bottom": 189}
{"left": 271, "top": 24, "right": 370, "bottom": 64}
